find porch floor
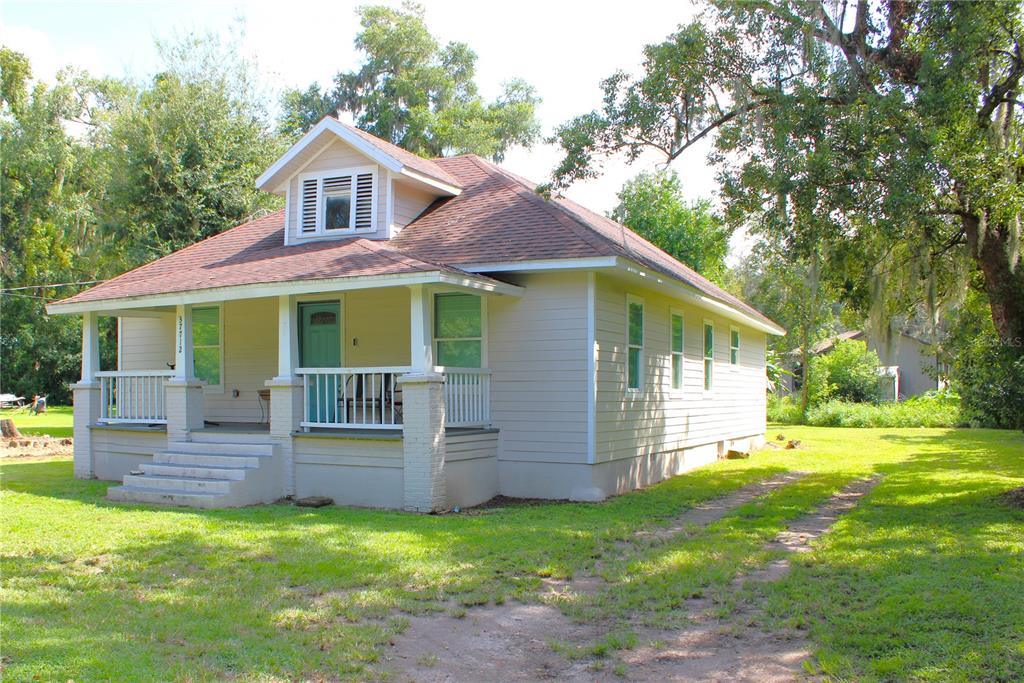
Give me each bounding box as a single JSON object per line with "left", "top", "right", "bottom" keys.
{"left": 194, "top": 421, "right": 270, "bottom": 435}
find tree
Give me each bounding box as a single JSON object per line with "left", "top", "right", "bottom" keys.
{"left": 808, "top": 339, "right": 884, "bottom": 405}
{"left": 610, "top": 170, "right": 731, "bottom": 283}
{"left": 280, "top": 2, "right": 541, "bottom": 160}
{"left": 549, "top": 1, "right": 1024, "bottom": 355}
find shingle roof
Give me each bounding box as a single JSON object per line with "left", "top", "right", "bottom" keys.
{"left": 394, "top": 155, "right": 781, "bottom": 330}
{"left": 54, "top": 211, "right": 480, "bottom": 306}
{"left": 336, "top": 119, "right": 462, "bottom": 189}
{"left": 53, "top": 137, "right": 780, "bottom": 333}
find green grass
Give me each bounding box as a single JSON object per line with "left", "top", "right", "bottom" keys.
{"left": 2, "top": 426, "right": 1022, "bottom": 681}
{"left": 0, "top": 405, "right": 73, "bottom": 438}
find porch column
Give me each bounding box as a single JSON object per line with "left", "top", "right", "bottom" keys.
{"left": 71, "top": 311, "right": 101, "bottom": 478}
{"left": 166, "top": 303, "right": 204, "bottom": 441}
{"left": 399, "top": 372, "right": 447, "bottom": 512}
{"left": 266, "top": 294, "right": 301, "bottom": 496}
{"left": 408, "top": 284, "right": 433, "bottom": 372}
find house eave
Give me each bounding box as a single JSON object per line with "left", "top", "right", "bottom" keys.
{"left": 46, "top": 270, "right": 522, "bottom": 315}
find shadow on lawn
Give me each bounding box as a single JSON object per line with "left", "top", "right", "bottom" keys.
{"left": 2, "top": 457, "right": 793, "bottom": 680}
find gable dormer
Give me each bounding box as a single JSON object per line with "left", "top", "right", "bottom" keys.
{"left": 255, "top": 117, "right": 461, "bottom": 246}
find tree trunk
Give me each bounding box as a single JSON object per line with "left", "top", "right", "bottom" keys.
{"left": 1, "top": 419, "right": 21, "bottom": 438}
{"left": 964, "top": 212, "right": 1024, "bottom": 353}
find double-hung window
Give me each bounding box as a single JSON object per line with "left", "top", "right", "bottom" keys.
{"left": 671, "top": 311, "right": 684, "bottom": 391}
{"left": 626, "top": 295, "right": 644, "bottom": 391}
{"left": 730, "top": 327, "right": 741, "bottom": 366}
{"left": 434, "top": 293, "right": 482, "bottom": 368}
{"left": 703, "top": 321, "right": 714, "bottom": 391}
{"left": 297, "top": 167, "right": 376, "bottom": 235}
{"left": 192, "top": 305, "right": 223, "bottom": 390}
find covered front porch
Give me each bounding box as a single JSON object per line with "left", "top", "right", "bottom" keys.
{"left": 68, "top": 274, "right": 519, "bottom": 511}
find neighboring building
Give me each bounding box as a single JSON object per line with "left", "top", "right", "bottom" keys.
{"left": 47, "top": 116, "right": 784, "bottom": 511}
{"left": 781, "top": 330, "right": 943, "bottom": 400}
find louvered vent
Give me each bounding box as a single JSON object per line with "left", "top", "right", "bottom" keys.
{"left": 300, "top": 178, "right": 318, "bottom": 233}
{"left": 353, "top": 173, "right": 374, "bottom": 230}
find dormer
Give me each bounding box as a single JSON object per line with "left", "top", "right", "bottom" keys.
{"left": 255, "top": 117, "right": 461, "bottom": 245}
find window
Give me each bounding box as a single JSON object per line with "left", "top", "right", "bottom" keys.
{"left": 730, "top": 327, "right": 740, "bottom": 366}
{"left": 298, "top": 168, "right": 376, "bottom": 235}
{"left": 671, "top": 311, "right": 684, "bottom": 391}
{"left": 192, "top": 306, "right": 222, "bottom": 389}
{"left": 703, "top": 321, "right": 714, "bottom": 391}
{"left": 434, "top": 293, "right": 482, "bottom": 367}
{"left": 627, "top": 295, "right": 644, "bottom": 390}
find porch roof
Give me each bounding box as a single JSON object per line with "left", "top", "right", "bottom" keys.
{"left": 48, "top": 211, "right": 515, "bottom": 312}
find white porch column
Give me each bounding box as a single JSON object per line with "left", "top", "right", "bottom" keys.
{"left": 166, "top": 303, "right": 204, "bottom": 442}
{"left": 399, "top": 372, "right": 447, "bottom": 512}
{"left": 267, "top": 294, "right": 301, "bottom": 497}
{"left": 409, "top": 284, "right": 434, "bottom": 372}
{"left": 71, "top": 311, "right": 101, "bottom": 478}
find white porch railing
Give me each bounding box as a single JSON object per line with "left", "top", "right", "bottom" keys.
{"left": 296, "top": 366, "right": 492, "bottom": 430}
{"left": 96, "top": 370, "right": 175, "bottom": 424}
{"left": 438, "top": 367, "right": 491, "bottom": 427}
{"left": 297, "top": 367, "right": 411, "bottom": 429}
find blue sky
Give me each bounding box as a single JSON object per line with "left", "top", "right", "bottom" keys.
{"left": 2, "top": 0, "right": 722, "bottom": 215}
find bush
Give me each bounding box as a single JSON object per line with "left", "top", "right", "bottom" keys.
{"left": 807, "top": 339, "right": 884, "bottom": 405}
{"left": 805, "top": 391, "right": 961, "bottom": 428}
{"left": 767, "top": 394, "right": 803, "bottom": 424}
{"left": 949, "top": 334, "right": 1024, "bottom": 430}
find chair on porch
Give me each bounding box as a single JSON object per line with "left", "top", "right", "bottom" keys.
{"left": 339, "top": 373, "right": 403, "bottom": 426}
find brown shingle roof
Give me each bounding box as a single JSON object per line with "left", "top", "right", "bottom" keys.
{"left": 54, "top": 211, "right": 479, "bottom": 306}
{"left": 394, "top": 155, "right": 781, "bottom": 330}
{"left": 335, "top": 119, "right": 462, "bottom": 189}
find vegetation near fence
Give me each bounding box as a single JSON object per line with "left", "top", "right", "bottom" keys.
{"left": 769, "top": 392, "right": 961, "bottom": 429}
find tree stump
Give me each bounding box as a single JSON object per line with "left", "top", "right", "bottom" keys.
{"left": 0, "top": 419, "right": 21, "bottom": 439}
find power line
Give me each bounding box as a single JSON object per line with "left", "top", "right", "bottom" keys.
{"left": 0, "top": 280, "right": 105, "bottom": 292}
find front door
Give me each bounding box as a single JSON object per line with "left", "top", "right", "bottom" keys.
{"left": 299, "top": 301, "right": 341, "bottom": 423}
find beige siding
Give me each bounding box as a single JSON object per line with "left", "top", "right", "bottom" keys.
{"left": 285, "top": 138, "right": 390, "bottom": 242}
{"left": 343, "top": 288, "right": 411, "bottom": 366}
{"left": 203, "top": 298, "right": 278, "bottom": 422}
{"left": 391, "top": 181, "right": 437, "bottom": 235}
{"left": 594, "top": 273, "right": 767, "bottom": 463}
{"left": 118, "top": 316, "right": 174, "bottom": 371}
{"left": 488, "top": 272, "right": 590, "bottom": 464}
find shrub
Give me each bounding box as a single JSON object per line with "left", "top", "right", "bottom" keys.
{"left": 949, "top": 334, "right": 1024, "bottom": 430}
{"left": 767, "top": 394, "right": 803, "bottom": 424}
{"left": 805, "top": 391, "right": 961, "bottom": 428}
{"left": 807, "top": 339, "right": 884, "bottom": 405}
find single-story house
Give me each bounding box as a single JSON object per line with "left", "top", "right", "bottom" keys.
{"left": 781, "top": 329, "right": 943, "bottom": 400}
{"left": 47, "top": 116, "right": 785, "bottom": 511}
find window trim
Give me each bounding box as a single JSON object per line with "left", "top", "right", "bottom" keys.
{"left": 192, "top": 304, "right": 224, "bottom": 393}
{"left": 626, "top": 294, "right": 645, "bottom": 392}
{"left": 670, "top": 308, "right": 685, "bottom": 394}
{"left": 433, "top": 292, "right": 486, "bottom": 369}
{"left": 702, "top": 319, "right": 714, "bottom": 393}
{"left": 729, "top": 325, "right": 741, "bottom": 368}
{"left": 296, "top": 165, "right": 378, "bottom": 236}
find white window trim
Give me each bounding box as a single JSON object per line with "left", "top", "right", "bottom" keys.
{"left": 296, "top": 165, "right": 378, "bottom": 237}
{"left": 703, "top": 319, "right": 715, "bottom": 393}
{"left": 626, "top": 294, "right": 645, "bottom": 393}
{"left": 193, "top": 303, "right": 224, "bottom": 393}
{"left": 730, "top": 325, "right": 741, "bottom": 368}
{"left": 670, "top": 308, "right": 685, "bottom": 394}
{"left": 433, "top": 292, "right": 487, "bottom": 369}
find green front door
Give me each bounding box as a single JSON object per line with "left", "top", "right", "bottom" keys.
{"left": 300, "top": 302, "right": 341, "bottom": 423}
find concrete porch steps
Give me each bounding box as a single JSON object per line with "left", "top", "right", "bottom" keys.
{"left": 107, "top": 436, "right": 279, "bottom": 508}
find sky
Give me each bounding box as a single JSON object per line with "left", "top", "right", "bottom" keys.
{"left": 1, "top": 0, "right": 721, "bottom": 217}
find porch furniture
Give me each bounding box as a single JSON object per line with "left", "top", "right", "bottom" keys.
{"left": 0, "top": 394, "right": 25, "bottom": 409}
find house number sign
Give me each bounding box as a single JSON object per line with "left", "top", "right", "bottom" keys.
{"left": 177, "top": 315, "right": 184, "bottom": 354}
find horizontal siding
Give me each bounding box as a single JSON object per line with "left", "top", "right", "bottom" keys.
{"left": 488, "top": 271, "right": 589, "bottom": 464}
{"left": 203, "top": 297, "right": 278, "bottom": 422}
{"left": 594, "top": 273, "right": 767, "bottom": 463}
{"left": 392, "top": 181, "right": 436, "bottom": 235}
{"left": 118, "top": 316, "right": 174, "bottom": 371}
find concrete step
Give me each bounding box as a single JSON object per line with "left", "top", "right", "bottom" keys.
{"left": 122, "top": 473, "right": 233, "bottom": 494}
{"left": 168, "top": 441, "right": 274, "bottom": 457}
{"left": 154, "top": 451, "right": 263, "bottom": 469}
{"left": 107, "top": 485, "right": 228, "bottom": 509}
{"left": 140, "top": 462, "right": 250, "bottom": 481}
{"left": 189, "top": 431, "right": 274, "bottom": 446}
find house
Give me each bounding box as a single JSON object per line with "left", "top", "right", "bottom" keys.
{"left": 781, "top": 330, "right": 943, "bottom": 400}
{"left": 46, "top": 116, "right": 785, "bottom": 511}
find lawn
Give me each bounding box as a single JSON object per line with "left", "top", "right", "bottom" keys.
{"left": 0, "top": 405, "right": 73, "bottom": 438}
{"left": 2, "top": 426, "right": 1022, "bottom": 681}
